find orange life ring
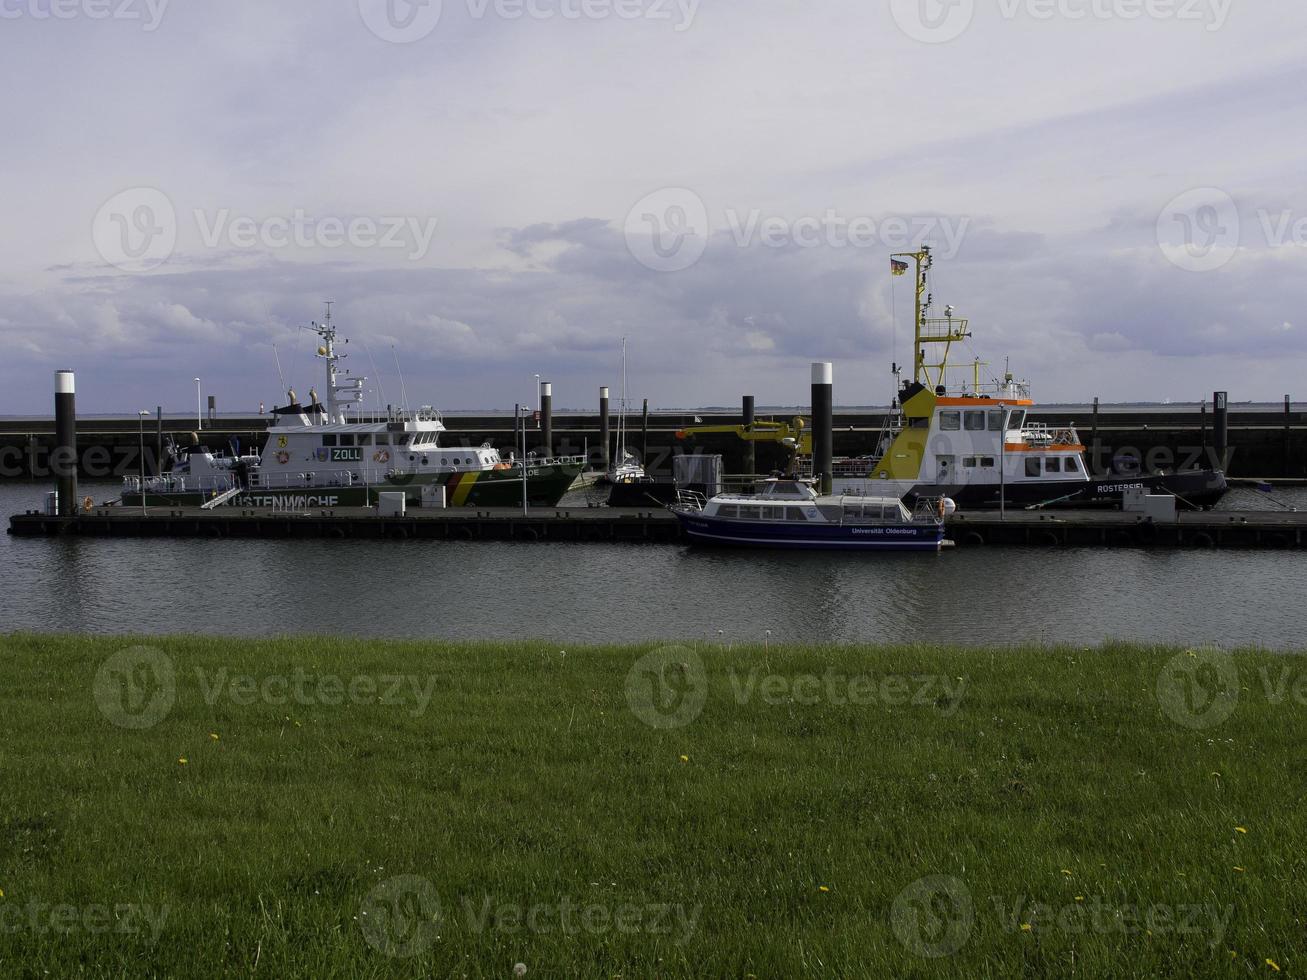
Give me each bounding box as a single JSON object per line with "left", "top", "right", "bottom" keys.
{"left": 373, "top": 449, "right": 391, "bottom": 464}
{"left": 275, "top": 450, "right": 291, "bottom": 465}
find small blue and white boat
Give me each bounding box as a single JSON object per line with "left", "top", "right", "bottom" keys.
{"left": 670, "top": 480, "right": 950, "bottom": 552}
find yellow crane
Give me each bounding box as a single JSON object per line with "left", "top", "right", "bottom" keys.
{"left": 675, "top": 418, "right": 812, "bottom": 457}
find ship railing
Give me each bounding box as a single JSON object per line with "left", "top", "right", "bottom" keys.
{"left": 123, "top": 474, "right": 237, "bottom": 494}
{"left": 1021, "top": 423, "right": 1081, "bottom": 446}
{"left": 675, "top": 489, "right": 707, "bottom": 511}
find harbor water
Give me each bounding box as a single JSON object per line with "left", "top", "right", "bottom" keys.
{"left": 2, "top": 481, "right": 1305, "bottom": 649}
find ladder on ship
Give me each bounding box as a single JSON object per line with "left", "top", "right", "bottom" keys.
{"left": 201, "top": 486, "right": 242, "bottom": 509}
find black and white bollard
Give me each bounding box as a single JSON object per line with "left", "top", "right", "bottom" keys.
{"left": 742, "top": 394, "right": 756, "bottom": 477}
{"left": 1213, "top": 391, "right": 1229, "bottom": 470}
{"left": 598, "top": 386, "right": 611, "bottom": 472}
{"left": 540, "top": 381, "right": 553, "bottom": 459}
{"left": 54, "top": 369, "right": 77, "bottom": 517}
{"left": 812, "top": 363, "right": 833, "bottom": 495}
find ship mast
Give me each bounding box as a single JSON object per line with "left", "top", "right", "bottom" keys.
{"left": 891, "top": 245, "right": 970, "bottom": 391}
{"left": 312, "top": 303, "right": 365, "bottom": 423}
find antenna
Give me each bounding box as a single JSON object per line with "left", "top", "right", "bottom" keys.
{"left": 391, "top": 345, "right": 410, "bottom": 413}
{"left": 273, "top": 344, "right": 287, "bottom": 397}
{"left": 364, "top": 344, "right": 386, "bottom": 411}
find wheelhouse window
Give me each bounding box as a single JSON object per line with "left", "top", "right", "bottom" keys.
{"left": 987, "top": 410, "right": 1005, "bottom": 431}
{"left": 716, "top": 504, "right": 738, "bottom": 518}
{"left": 980, "top": 457, "right": 996, "bottom": 468}
{"left": 321, "top": 434, "right": 337, "bottom": 447}
{"left": 356, "top": 434, "right": 372, "bottom": 446}
{"left": 940, "top": 412, "right": 961, "bottom": 431}
{"left": 787, "top": 507, "right": 807, "bottom": 522}
{"left": 1064, "top": 456, "right": 1080, "bottom": 473}
{"left": 1007, "top": 409, "right": 1026, "bottom": 431}
{"left": 964, "top": 411, "right": 986, "bottom": 431}
{"left": 1025, "top": 457, "right": 1042, "bottom": 478}
{"left": 395, "top": 434, "right": 412, "bottom": 446}
{"left": 374, "top": 434, "right": 389, "bottom": 445}
{"left": 339, "top": 434, "right": 355, "bottom": 447}
{"left": 738, "top": 506, "right": 761, "bottom": 519}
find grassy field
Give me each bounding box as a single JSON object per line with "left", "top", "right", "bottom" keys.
{"left": 0, "top": 634, "right": 1304, "bottom": 978}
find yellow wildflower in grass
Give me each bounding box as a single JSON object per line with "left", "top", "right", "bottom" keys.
{"left": 1235, "top": 827, "right": 1247, "bottom": 834}
{"left": 1020, "top": 923, "right": 1032, "bottom": 932}
{"left": 1233, "top": 866, "right": 1245, "bottom": 873}
{"left": 0, "top": 887, "right": 5, "bottom": 898}
{"left": 178, "top": 758, "right": 188, "bottom": 765}
{"left": 209, "top": 733, "right": 219, "bottom": 741}
{"left": 1060, "top": 869, "right": 1072, "bottom": 876}
{"left": 1075, "top": 896, "right": 1084, "bottom": 902}
{"left": 679, "top": 755, "right": 689, "bottom": 763}
{"left": 1266, "top": 959, "right": 1280, "bottom": 972}
{"left": 818, "top": 886, "right": 829, "bottom": 893}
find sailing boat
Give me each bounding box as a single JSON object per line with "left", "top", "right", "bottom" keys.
{"left": 608, "top": 337, "right": 646, "bottom": 483}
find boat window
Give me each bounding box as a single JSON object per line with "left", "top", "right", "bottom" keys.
{"left": 716, "top": 504, "right": 738, "bottom": 518}
{"left": 987, "top": 410, "right": 1005, "bottom": 431}
{"left": 321, "top": 434, "right": 337, "bottom": 447}
{"left": 962, "top": 456, "right": 978, "bottom": 468}
{"left": 1046, "top": 457, "right": 1062, "bottom": 473}
{"left": 357, "top": 434, "right": 372, "bottom": 446}
{"left": 1025, "top": 458, "right": 1041, "bottom": 477}
{"left": 1064, "top": 456, "right": 1080, "bottom": 473}
{"left": 964, "top": 411, "right": 986, "bottom": 431}
{"left": 939, "top": 412, "right": 961, "bottom": 431}
{"left": 787, "top": 507, "right": 807, "bottom": 522}
{"left": 980, "top": 457, "right": 995, "bottom": 468}
{"left": 1007, "top": 409, "right": 1026, "bottom": 430}
{"left": 396, "top": 434, "right": 411, "bottom": 446}
{"left": 339, "top": 434, "right": 355, "bottom": 447}
{"left": 738, "top": 506, "right": 761, "bottom": 519}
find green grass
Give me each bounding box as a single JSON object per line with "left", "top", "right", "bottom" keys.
{"left": 1, "top": 635, "right": 1304, "bottom": 978}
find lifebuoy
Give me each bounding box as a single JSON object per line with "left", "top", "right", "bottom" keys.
{"left": 373, "top": 449, "right": 391, "bottom": 464}
{"left": 275, "top": 450, "right": 291, "bottom": 465}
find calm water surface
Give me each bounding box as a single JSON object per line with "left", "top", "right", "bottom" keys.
{"left": 2, "top": 481, "right": 1305, "bottom": 648}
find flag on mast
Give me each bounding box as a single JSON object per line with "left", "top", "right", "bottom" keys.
{"left": 890, "top": 258, "right": 909, "bottom": 277}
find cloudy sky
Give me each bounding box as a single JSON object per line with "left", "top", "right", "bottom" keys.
{"left": 2, "top": 0, "right": 1305, "bottom": 413}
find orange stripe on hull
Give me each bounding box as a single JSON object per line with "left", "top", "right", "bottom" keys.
{"left": 1003, "top": 444, "right": 1086, "bottom": 453}
{"left": 936, "top": 398, "right": 1034, "bottom": 407}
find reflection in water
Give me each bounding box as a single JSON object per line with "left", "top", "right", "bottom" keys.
{"left": 2, "top": 481, "right": 1305, "bottom": 648}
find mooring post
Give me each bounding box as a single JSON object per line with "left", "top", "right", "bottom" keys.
{"left": 1214, "top": 391, "right": 1229, "bottom": 471}
{"left": 54, "top": 370, "right": 77, "bottom": 517}
{"left": 598, "top": 386, "right": 611, "bottom": 473}
{"left": 207, "top": 394, "right": 216, "bottom": 427}
{"left": 1090, "top": 396, "right": 1099, "bottom": 473}
{"left": 742, "top": 394, "right": 756, "bottom": 477}
{"left": 641, "top": 398, "right": 649, "bottom": 464}
{"left": 539, "top": 381, "right": 553, "bottom": 459}
{"left": 812, "top": 363, "right": 833, "bottom": 495}
{"left": 1284, "top": 394, "right": 1292, "bottom": 476}
{"left": 155, "top": 406, "right": 163, "bottom": 476}
{"left": 1200, "top": 398, "right": 1208, "bottom": 454}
